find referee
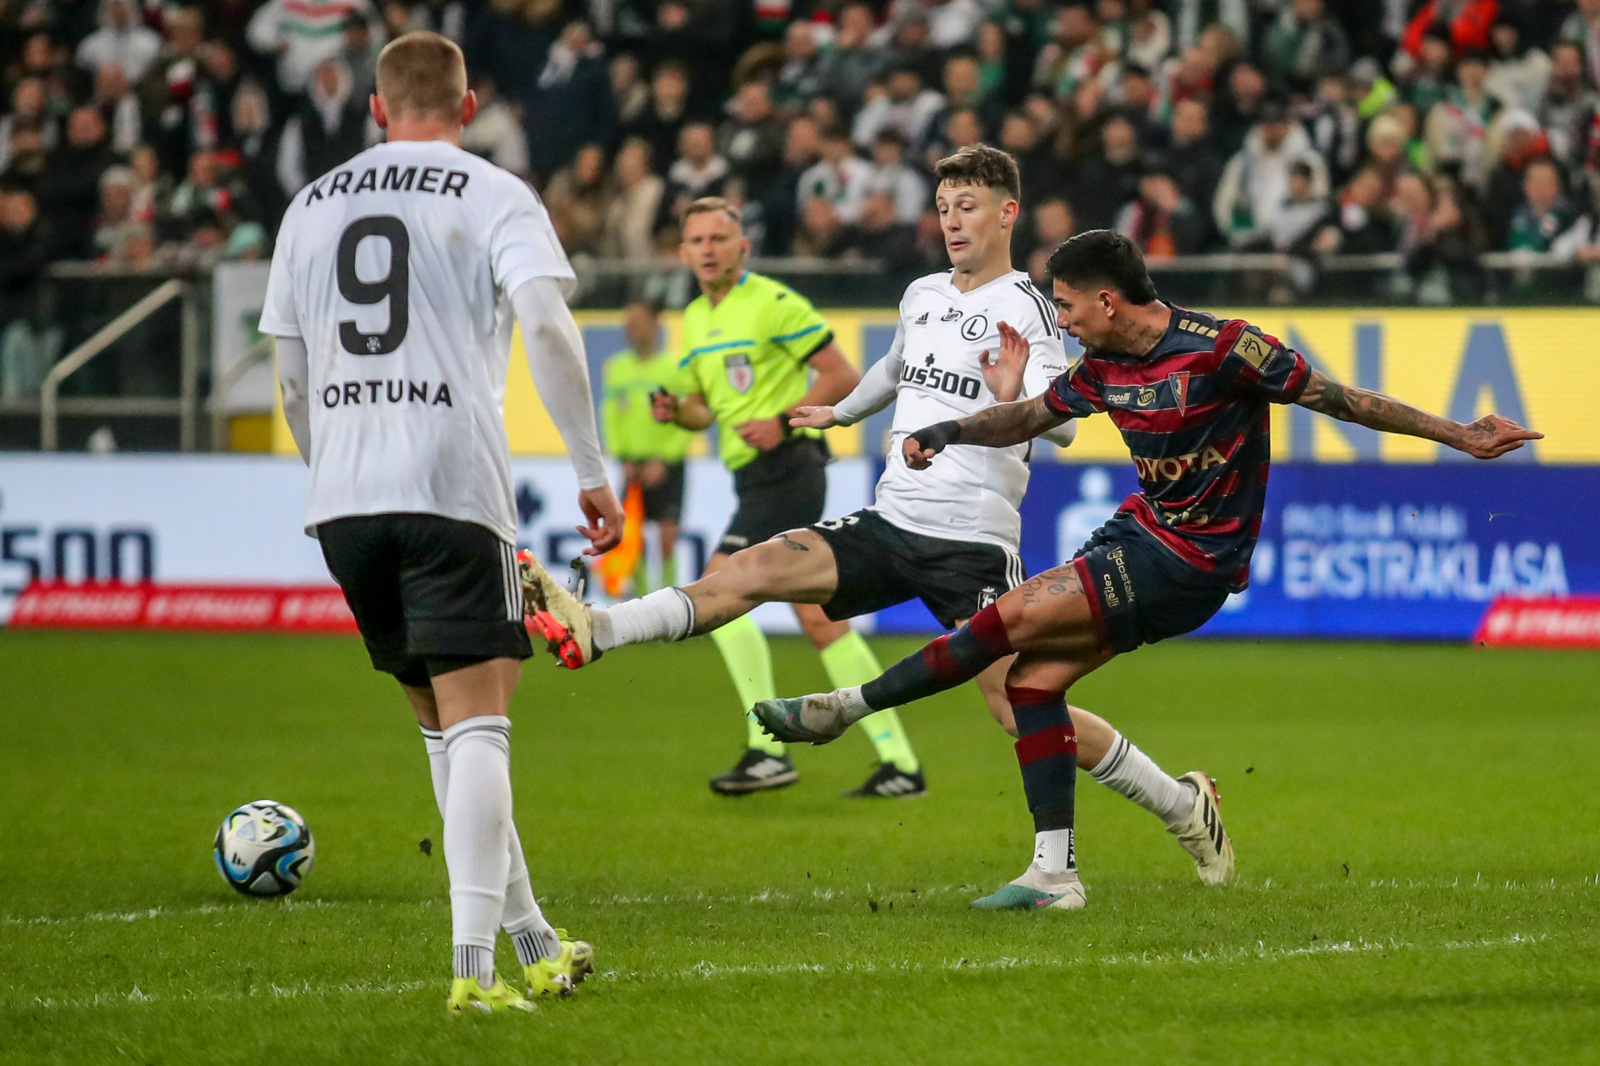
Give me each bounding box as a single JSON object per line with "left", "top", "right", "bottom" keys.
{"left": 652, "top": 197, "right": 921, "bottom": 796}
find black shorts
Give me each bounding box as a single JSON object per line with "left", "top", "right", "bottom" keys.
{"left": 638, "top": 461, "right": 685, "bottom": 523}
{"left": 318, "top": 513, "right": 533, "bottom": 684}
{"left": 716, "top": 437, "right": 829, "bottom": 556}
{"left": 814, "top": 509, "right": 1025, "bottom": 630}
{"left": 1069, "top": 513, "right": 1232, "bottom": 655}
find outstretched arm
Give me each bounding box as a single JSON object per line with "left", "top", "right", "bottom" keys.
{"left": 1295, "top": 368, "right": 1541, "bottom": 459}
{"left": 902, "top": 394, "right": 1068, "bottom": 469}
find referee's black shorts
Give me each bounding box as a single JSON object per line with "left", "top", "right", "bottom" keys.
{"left": 317, "top": 513, "right": 532, "bottom": 686}
{"left": 715, "top": 437, "right": 829, "bottom": 556}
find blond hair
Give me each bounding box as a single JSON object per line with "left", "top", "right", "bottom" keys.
{"left": 376, "top": 32, "right": 467, "bottom": 121}
{"left": 681, "top": 196, "right": 742, "bottom": 226}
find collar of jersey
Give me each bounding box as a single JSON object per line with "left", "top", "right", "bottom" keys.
{"left": 941, "top": 267, "right": 1024, "bottom": 299}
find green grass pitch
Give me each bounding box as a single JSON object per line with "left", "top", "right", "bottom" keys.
{"left": 2, "top": 630, "right": 1597, "bottom": 1063}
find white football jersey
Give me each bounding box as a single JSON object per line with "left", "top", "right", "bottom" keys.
{"left": 869, "top": 269, "right": 1072, "bottom": 551}
{"left": 259, "top": 139, "right": 574, "bottom": 542}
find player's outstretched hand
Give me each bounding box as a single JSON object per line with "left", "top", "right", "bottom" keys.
{"left": 736, "top": 416, "right": 785, "bottom": 451}
{"left": 576, "top": 485, "right": 625, "bottom": 556}
{"left": 902, "top": 420, "right": 961, "bottom": 470}
{"left": 1456, "top": 414, "right": 1543, "bottom": 459}
{"left": 650, "top": 388, "right": 680, "bottom": 424}
{"left": 789, "top": 405, "right": 837, "bottom": 430}
{"left": 979, "top": 321, "right": 1030, "bottom": 402}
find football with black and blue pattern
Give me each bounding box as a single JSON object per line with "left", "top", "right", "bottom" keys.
{"left": 213, "top": 800, "right": 315, "bottom": 897}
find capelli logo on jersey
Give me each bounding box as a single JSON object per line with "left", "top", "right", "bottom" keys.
{"left": 322, "top": 380, "right": 455, "bottom": 408}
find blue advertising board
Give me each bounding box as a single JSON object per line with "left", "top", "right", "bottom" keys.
{"left": 872, "top": 463, "right": 1597, "bottom": 640}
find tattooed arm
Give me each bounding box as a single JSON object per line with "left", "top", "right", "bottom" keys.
{"left": 1295, "top": 368, "right": 1542, "bottom": 459}
{"left": 902, "top": 394, "right": 1069, "bottom": 470}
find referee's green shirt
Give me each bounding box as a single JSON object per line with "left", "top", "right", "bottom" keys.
{"left": 600, "top": 348, "right": 695, "bottom": 462}
{"left": 678, "top": 271, "right": 833, "bottom": 472}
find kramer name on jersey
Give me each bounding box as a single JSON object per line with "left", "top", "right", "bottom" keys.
{"left": 304, "top": 164, "right": 471, "bottom": 205}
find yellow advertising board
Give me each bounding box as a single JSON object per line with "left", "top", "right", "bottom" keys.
{"left": 272, "top": 308, "right": 1600, "bottom": 463}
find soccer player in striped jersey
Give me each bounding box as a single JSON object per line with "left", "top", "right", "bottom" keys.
{"left": 756, "top": 229, "right": 1541, "bottom": 910}
{"left": 526, "top": 149, "right": 1241, "bottom": 885}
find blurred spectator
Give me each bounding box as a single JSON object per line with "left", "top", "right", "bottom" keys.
{"left": 0, "top": 79, "right": 58, "bottom": 175}
{"left": 1365, "top": 112, "right": 1415, "bottom": 198}
{"left": 717, "top": 79, "right": 785, "bottom": 192}
{"left": 852, "top": 65, "right": 944, "bottom": 152}
{"left": 1391, "top": 171, "right": 1480, "bottom": 301}
{"left": 276, "top": 59, "right": 370, "bottom": 196}
{"left": 1549, "top": 174, "right": 1600, "bottom": 262}
{"left": 1303, "top": 73, "right": 1361, "bottom": 185}
{"left": 388, "top": 0, "right": 470, "bottom": 41}
{"left": 525, "top": 20, "right": 614, "bottom": 182}
{"left": 99, "top": 217, "right": 154, "bottom": 269}
{"left": 196, "top": 43, "right": 246, "bottom": 153}
{"left": 74, "top": 0, "right": 161, "bottom": 84}
{"left": 878, "top": 11, "right": 943, "bottom": 86}
{"left": 464, "top": 0, "right": 561, "bottom": 106}
{"left": 1481, "top": 110, "right": 1549, "bottom": 245}
{"left": 898, "top": 0, "right": 986, "bottom": 51}
{"left": 134, "top": 7, "right": 207, "bottom": 177}
{"left": 925, "top": 106, "right": 984, "bottom": 166}
{"left": 91, "top": 62, "right": 142, "bottom": 156}
{"left": 1163, "top": 98, "right": 1225, "bottom": 241}
{"left": 1024, "top": 195, "right": 1076, "bottom": 282}
{"left": 862, "top": 127, "right": 925, "bottom": 224}
{"left": 1536, "top": 41, "right": 1595, "bottom": 167}
{"left": 1269, "top": 159, "right": 1332, "bottom": 252}
{"left": 794, "top": 193, "right": 843, "bottom": 257}
{"left": 1112, "top": 63, "right": 1166, "bottom": 148}
{"left": 767, "top": 112, "right": 821, "bottom": 252}
{"left": 1425, "top": 50, "right": 1501, "bottom": 185}
{"left": 0, "top": 183, "right": 59, "bottom": 400}
{"left": 460, "top": 78, "right": 530, "bottom": 178}
{"left": 1211, "top": 61, "right": 1268, "bottom": 158}
{"left": 1506, "top": 156, "right": 1575, "bottom": 249}
{"left": 229, "top": 82, "right": 283, "bottom": 228}
{"left": 92, "top": 163, "right": 136, "bottom": 257}
{"left": 1, "top": 122, "right": 50, "bottom": 190}
{"left": 248, "top": 0, "right": 379, "bottom": 95}
{"left": 1070, "top": 114, "right": 1145, "bottom": 231}
{"left": 1485, "top": 16, "right": 1550, "bottom": 112}
{"left": 1559, "top": 0, "right": 1600, "bottom": 89}
{"left": 1213, "top": 99, "right": 1330, "bottom": 249}
{"left": 815, "top": 3, "right": 885, "bottom": 114}
{"left": 664, "top": 122, "right": 729, "bottom": 222}
{"left": 610, "top": 53, "right": 650, "bottom": 133}
{"left": 1262, "top": 0, "right": 1352, "bottom": 92}
{"left": 39, "top": 105, "right": 113, "bottom": 258}
{"left": 830, "top": 189, "right": 920, "bottom": 272}
{"left": 127, "top": 142, "right": 161, "bottom": 223}
{"left": 975, "top": 21, "right": 1012, "bottom": 105}
{"left": 797, "top": 121, "right": 872, "bottom": 224}
{"left": 603, "top": 137, "right": 664, "bottom": 261}
{"left": 1310, "top": 166, "right": 1395, "bottom": 254}
{"left": 625, "top": 61, "right": 692, "bottom": 180}
{"left": 1115, "top": 170, "right": 1205, "bottom": 257}
{"left": 773, "top": 21, "right": 824, "bottom": 112}
{"left": 1400, "top": 0, "right": 1499, "bottom": 60}
{"left": 998, "top": 109, "right": 1062, "bottom": 203}
{"left": 1033, "top": 4, "right": 1103, "bottom": 99}
{"left": 545, "top": 143, "right": 611, "bottom": 256}
{"left": 1402, "top": 29, "right": 1456, "bottom": 114}
{"left": 936, "top": 54, "right": 1000, "bottom": 138}
{"left": 1124, "top": 0, "right": 1173, "bottom": 70}
{"left": 340, "top": 12, "right": 382, "bottom": 100}
{"left": 165, "top": 149, "right": 249, "bottom": 243}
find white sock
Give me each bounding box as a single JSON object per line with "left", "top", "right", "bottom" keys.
{"left": 1033, "top": 829, "right": 1076, "bottom": 875}
{"left": 592, "top": 587, "right": 695, "bottom": 650}
{"left": 1088, "top": 731, "right": 1196, "bottom": 828}
{"left": 836, "top": 685, "right": 873, "bottom": 725}
{"left": 422, "top": 725, "right": 558, "bottom": 962}
{"left": 443, "top": 717, "right": 514, "bottom": 981}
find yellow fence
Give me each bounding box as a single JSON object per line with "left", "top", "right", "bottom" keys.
{"left": 271, "top": 308, "right": 1599, "bottom": 463}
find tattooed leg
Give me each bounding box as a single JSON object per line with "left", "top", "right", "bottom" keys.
{"left": 680, "top": 530, "right": 841, "bottom": 637}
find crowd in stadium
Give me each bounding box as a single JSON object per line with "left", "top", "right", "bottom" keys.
{"left": 5, "top": 0, "right": 1600, "bottom": 285}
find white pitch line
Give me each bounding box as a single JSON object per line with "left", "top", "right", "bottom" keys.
{"left": 13, "top": 933, "right": 1549, "bottom": 1012}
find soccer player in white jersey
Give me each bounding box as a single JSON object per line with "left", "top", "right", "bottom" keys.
{"left": 258, "top": 33, "right": 624, "bottom": 1012}
{"left": 523, "top": 146, "right": 1234, "bottom": 887}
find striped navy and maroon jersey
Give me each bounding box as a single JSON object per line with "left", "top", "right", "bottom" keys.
{"left": 1043, "top": 306, "right": 1310, "bottom": 590}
